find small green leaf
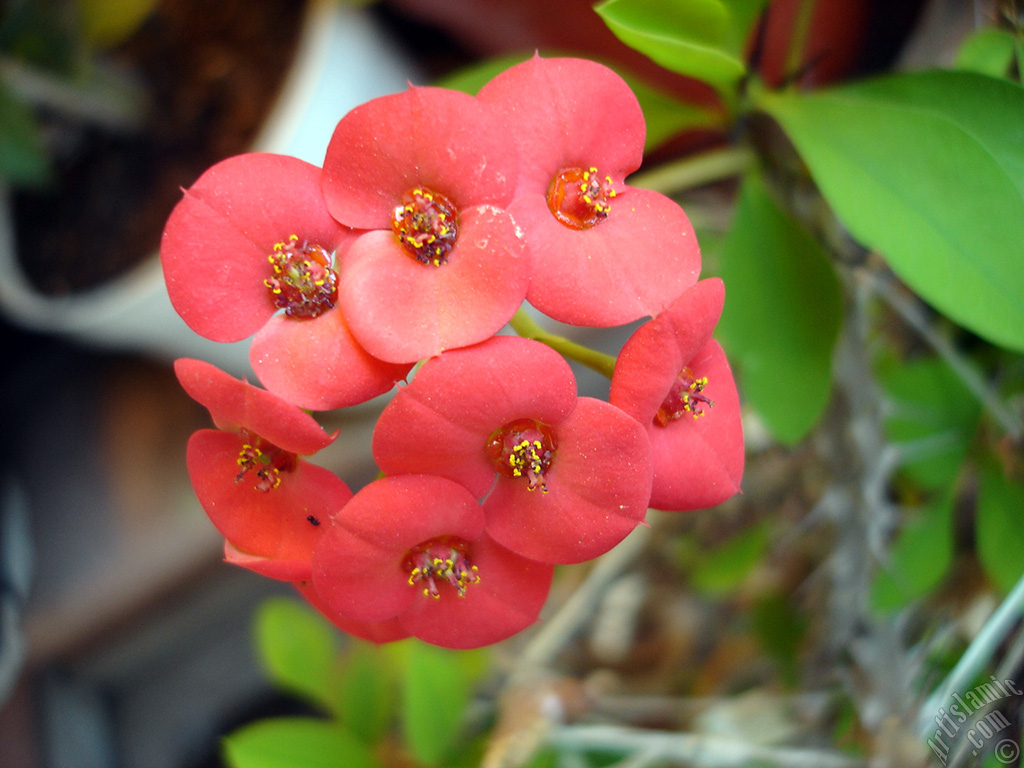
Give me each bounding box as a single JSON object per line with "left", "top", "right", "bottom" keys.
{"left": 624, "top": 75, "right": 722, "bottom": 150}
{"left": 595, "top": 0, "right": 748, "bottom": 90}
{"left": 870, "top": 493, "right": 955, "bottom": 612}
{"left": 689, "top": 520, "right": 770, "bottom": 595}
{"left": 223, "top": 718, "right": 379, "bottom": 768}
{"left": 336, "top": 642, "right": 395, "bottom": 744}
{"left": 255, "top": 598, "right": 337, "bottom": 712}
{"left": 955, "top": 28, "right": 1018, "bottom": 79}
{"left": 761, "top": 71, "right": 1024, "bottom": 352}
{"left": 0, "top": 87, "right": 50, "bottom": 188}
{"left": 976, "top": 462, "right": 1024, "bottom": 594}
{"left": 401, "top": 641, "right": 472, "bottom": 767}
{"left": 717, "top": 172, "right": 843, "bottom": 444}
{"left": 878, "top": 356, "right": 981, "bottom": 489}
{"left": 751, "top": 591, "right": 806, "bottom": 685}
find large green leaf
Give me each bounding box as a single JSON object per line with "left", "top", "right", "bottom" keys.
{"left": 717, "top": 172, "right": 843, "bottom": 444}
{"left": 223, "top": 718, "right": 379, "bottom": 768}
{"left": 870, "top": 492, "right": 955, "bottom": 612}
{"left": 878, "top": 355, "right": 981, "bottom": 490}
{"left": 595, "top": 0, "right": 757, "bottom": 90}
{"left": 976, "top": 462, "right": 1024, "bottom": 594}
{"left": 761, "top": 71, "right": 1024, "bottom": 352}
{"left": 255, "top": 598, "right": 337, "bottom": 713}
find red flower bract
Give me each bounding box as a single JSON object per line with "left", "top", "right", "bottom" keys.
{"left": 161, "top": 153, "right": 409, "bottom": 410}
{"left": 175, "top": 359, "right": 352, "bottom": 581}
{"left": 478, "top": 56, "right": 700, "bottom": 327}
{"left": 312, "top": 475, "right": 552, "bottom": 649}
{"left": 372, "top": 336, "right": 654, "bottom": 564}
{"left": 321, "top": 86, "right": 530, "bottom": 363}
{"left": 609, "top": 279, "right": 744, "bottom": 510}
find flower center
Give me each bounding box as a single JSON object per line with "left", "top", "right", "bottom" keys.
{"left": 487, "top": 418, "right": 557, "bottom": 493}
{"left": 655, "top": 367, "right": 713, "bottom": 426}
{"left": 235, "top": 429, "right": 298, "bottom": 492}
{"left": 405, "top": 538, "right": 479, "bottom": 599}
{"left": 391, "top": 187, "right": 459, "bottom": 266}
{"left": 264, "top": 234, "right": 338, "bottom": 319}
{"left": 546, "top": 166, "right": 618, "bottom": 230}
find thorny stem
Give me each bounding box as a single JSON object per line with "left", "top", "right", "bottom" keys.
{"left": 628, "top": 145, "right": 755, "bottom": 196}
{"left": 548, "top": 725, "right": 867, "bottom": 768}
{"left": 509, "top": 308, "right": 617, "bottom": 380}
{"left": 863, "top": 268, "right": 1023, "bottom": 444}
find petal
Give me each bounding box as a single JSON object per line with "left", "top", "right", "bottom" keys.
{"left": 312, "top": 476, "right": 485, "bottom": 623}
{"left": 483, "top": 398, "right": 652, "bottom": 564}
{"left": 251, "top": 307, "right": 411, "bottom": 411}
{"left": 513, "top": 188, "right": 701, "bottom": 326}
{"left": 338, "top": 206, "right": 529, "bottom": 362}
{"left": 322, "top": 86, "right": 518, "bottom": 228}
{"left": 609, "top": 278, "right": 725, "bottom": 425}
{"left": 160, "top": 153, "right": 351, "bottom": 341}
{"left": 174, "top": 358, "right": 335, "bottom": 454}
{"left": 373, "top": 336, "right": 578, "bottom": 497}
{"left": 296, "top": 582, "right": 410, "bottom": 644}
{"left": 223, "top": 540, "right": 313, "bottom": 582}
{"left": 399, "top": 534, "right": 553, "bottom": 649}
{"left": 187, "top": 430, "right": 352, "bottom": 562}
{"left": 646, "top": 340, "right": 744, "bottom": 510}
{"left": 478, "top": 56, "right": 646, "bottom": 195}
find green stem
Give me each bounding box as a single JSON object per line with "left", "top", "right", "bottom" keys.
{"left": 627, "top": 145, "right": 755, "bottom": 197}
{"left": 509, "top": 308, "right": 617, "bottom": 379}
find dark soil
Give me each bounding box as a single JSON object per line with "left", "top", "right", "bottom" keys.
{"left": 13, "top": 0, "right": 303, "bottom": 295}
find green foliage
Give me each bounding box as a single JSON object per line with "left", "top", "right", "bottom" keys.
{"left": 0, "top": 86, "right": 50, "bottom": 188}
{"left": 955, "top": 28, "right": 1019, "bottom": 80}
{"left": 255, "top": 598, "right": 338, "bottom": 713}
{"left": 595, "top": 0, "right": 767, "bottom": 91}
{"left": 878, "top": 356, "right": 981, "bottom": 490}
{"left": 870, "top": 493, "right": 955, "bottom": 612}
{"left": 761, "top": 70, "right": 1024, "bottom": 353}
{"left": 687, "top": 520, "right": 770, "bottom": 596}
{"left": 717, "top": 172, "right": 843, "bottom": 444}
{"left": 399, "top": 640, "right": 484, "bottom": 767}
{"left": 75, "top": 0, "right": 159, "bottom": 49}
{"left": 222, "top": 718, "right": 380, "bottom": 768}
{"left": 335, "top": 642, "right": 396, "bottom": 744}
{"left": 975, "top": 461, "right": 1024, "bottom": 594}
{"left": 751, "top": 591, "right": 806, "bottom": 686}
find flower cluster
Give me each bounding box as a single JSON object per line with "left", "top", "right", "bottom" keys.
{"left": 161, "top": 56, "right": 744, "bottom": 649}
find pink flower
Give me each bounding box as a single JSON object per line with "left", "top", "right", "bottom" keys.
{"left": 609, "top": 279, "right": 744, "bottom": 510}
{"left": 161, "top": 153, "right": 410, "bottom": 410}
{"left": 373, "top": 336, "right": 653, "bottom": 564}
{"left": 321, "top": 86, "right": 530, "bottom": 363}
{"left": 312, "top": 475, "right": 552, "bottom": 649}
{"left": 175, "top": 358, "right": 353, "bottom": 581}
{"left": 477, "top": 56, "right": 701, "bottom": 327}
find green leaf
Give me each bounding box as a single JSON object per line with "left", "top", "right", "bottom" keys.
{"left": 688, "top": 520, "right": 770, "bottom": 595}
{"left": 595, "top": 0, "right": 749, "bottom": 90}
{"left": 717, "top": 172, "right": 843, "bottom": 444}
{"left": 955, "top": 28, "right": 1018, "bottom": 79}
{"left": 255, "top": 598, "right": 337, "bottom": 712}
{"left": 761, "top": 71, "right": 1024, "bottom": 352}
{"left": 401, "top": 641, "right": 472, "bottom": 767}
{"left": 76, "top": 0, "right": 160, "bottom": 48}
{"left": 870, "top": 492, "right": 955, "bottom": 612}
{"left": 436, "top": 53, "right": 532, "bottom": 95}
{"left": 223, "top": 718, "right": 380, "bottom": 768}
{"left": 751, "top": 591, "right": 806, "bottom": 686}
{"left": 335, "top": 642, "right": 395, "bottom": 744}
{"left": 878, "top": 356, "right": 981, "bottom": 489}
{"left": 0, "top": 86, "right": 50, "bottom": 188}
{"left": 976, "top": 461, "right": 1024, "bottom": 593}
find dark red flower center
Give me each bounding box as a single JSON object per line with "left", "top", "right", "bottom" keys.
{"left": 391, "top": 187, "right": 459, "bottom": 266}
{"left": 235, "top": 429, "right": 298, "bottom": 492}
{"left": 487, "top": 418, "right": 557, "bottom": 493}
{"left": 655, "top": 367, "right": 713, "bottom": 426}
{"left": 405, "top": 537, "right": 479, "bottom": 599}
{"left": 547, "top": 166, "right": 618, "bottom": 230}
{"left": 264, "top": 235, "right": 338, "bottom": 319}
